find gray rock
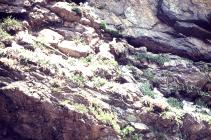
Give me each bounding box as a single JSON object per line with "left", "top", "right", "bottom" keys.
{"left": 89, "top": 0, "right": 211, "bottom": 61}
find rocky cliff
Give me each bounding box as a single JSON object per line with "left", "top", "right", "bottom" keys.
{"left": 0, "top": 0, "right": 211, "bottom": 140}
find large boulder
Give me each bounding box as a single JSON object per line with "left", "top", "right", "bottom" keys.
{"left": 57, "top": 40, "right": 91, "bottom": 58}
{"left": 51, "top": 2, "right": 82, "bottom": 23}
{"left": 37, "top": 29, "right": 64, "bottom": 45}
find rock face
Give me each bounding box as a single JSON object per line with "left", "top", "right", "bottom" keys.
{"left": 0, "top": 50, "right": 119, "bottom": 140}
{"left": 89, "top": 0, "right": 211, "bottom": 61}
{"left": 0, "top": 0, "right": 211, "bottom": 140}
{"left": 0, "top": 84, "right": 92, "bottom": 140}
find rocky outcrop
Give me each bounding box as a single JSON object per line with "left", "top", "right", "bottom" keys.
{"left": 0, "top": 51, "right": 119, "bottom": 140}
{"left": 0, "top": 0, "right": 211, "bottom": 140}
{"left": 89, "top": 0, "right": 211, "bottom": 61}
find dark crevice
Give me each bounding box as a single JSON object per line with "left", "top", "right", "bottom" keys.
{"left": 0, "top": 62, "right": 25, "bottom": 81}
{"left": 0, "top": 12, "right": 28, "bottom": 20}
{"left": 194, "top": 20, "right": 211, "bottom": 32}
{"left": 71, "top": 0, "right": 87, "bottom": 4}
{"left": 125, "top": 36, "right": 144, "bottom": 48}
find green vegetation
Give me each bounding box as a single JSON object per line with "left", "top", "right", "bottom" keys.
{"left": 121, "top": 125, "right": 135, "bottom": 137}
{"left": 121, "top": 125, "right": 142, "bottom": 140}
{"left": 100, "top": 21, "right": 107, "bottom": 30}
{"left": 0, "top": 42, "right": 5, "bottom": 49}
{"left": 73, "top": 103, "right": 89, "bottom": 113}
{"left": 71, "top": 73, "right": 85, "bottom": 87}
{"left": 99, "top": 21, "right": 121, "bottom": 37}
{"left": 137, "top": 53, "right": 170, "bottom": 65}
{"left": 60, "top": 100, "right": 88, "bottom": 113}
{"left": 167, "top": 97, "right": 183, "bottom": 109}
{"left": 130, "top": 134, "right": 141, "bottom": 140}
{"left": 32, "top": 40, "right": 46, "bottom": 49}
{"left": 81, "top": 55, "right": 92, "bottom": 64}
{"left": 90, "top": 106, "right": 121, "bottom": 133}
{"left": 161, "top": 71, "right": 171, "bottom": 77}
{"left": 60, "top": 100, "right": 123, "bottom": 135}
{"left": 161, "top": 108, "right": 184, "bottom": 124}
{"left": 81, "top": 55, "right": 118, "bottom": 68}
{"left": 142, "top": 69, "right": 155, "bottom": 81}
{"left": 1, "top": 16, "right": 23, "bottom": 33}
{"left": 72, "top": 36, "right": 85, "bottom": 45}
{"left": 106, "top": 28, "right": 121, "bottom": 36}
{"left": 72, "top": 7, "right": 82, "bottom": 16}
{"left": 92, "top": 77, "right": 108, "bottom": 88}
{"left": 139, "top": 82, "right": 155, "bottom": 98}
{"left": 0, "top": 28, "right": 12, "bottom": 42}
{"left": 99, "top": 58, "right": 118, "bottom": 67}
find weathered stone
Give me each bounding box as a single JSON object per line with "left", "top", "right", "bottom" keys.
{"left": 89, "top": 0, "right": 211, "bottom": 61}
{"left": 182, "top": 114, "right": 211, "bottom": 140}
{"left": 37, "top": 29, "right": 64, "bottom": 45}
{"left": 131, "top": 122, "right": 150, "bottom": 133}
{"left": 58, "top": 40, "right": 91, "bottom": 57}
{"left": 29, "top": 6, "right": 62, "bottom": 29}
{"left": 0, "top": 0, "right": 30, "bottom": 7}
{"left": 0, "top": 3, "right": 27, "bottom": 16}
{"left": 51, "top": 2, "right": 81, "bottom": 22}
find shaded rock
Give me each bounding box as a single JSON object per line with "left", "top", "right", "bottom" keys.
{"left": 158, "top": 0, "right": 211, "bottom": 31}
{"left": 0, "top": 58, "right": 120, "bottom": 140}
{"left": 29, "top": 6, "right": 62, "bottom": 29}
{"left": 174, "top": 21, "right": 211, "bottom": 39}
{"left": 128, "top": 29, "right": 211, "bottom": 61}
{"left": 0, "top": 3, "right": 27, "bottom": 18}
{"left": 182, "top": 114, "right": 211, "bottom": 140}
{"left": 0, "top": 0, "right": 30, "bottom": 6}
{"left": 0, "top": 82, "right": 119, "bottom": 140}
{"left": 152, "top": 58, "right": 211, "bottom": 103}
{"left": 139, "top": 111, "right": 180, "bottom": 135}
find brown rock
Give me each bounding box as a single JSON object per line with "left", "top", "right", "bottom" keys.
{"left": 182, "top": 114, "right": 211, "bottom": 140}
{"left": 51, "top": 2, "right": 81, "bottom": 22}
{"left": 57, "top": 40, "right": 91, "bottom": 58}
